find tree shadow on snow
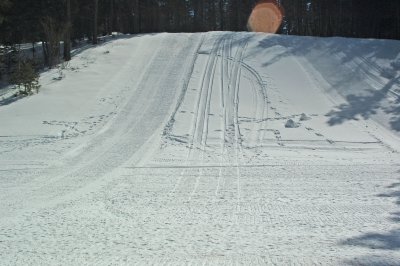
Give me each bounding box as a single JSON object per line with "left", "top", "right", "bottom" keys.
{"left": 344, "top": 255, "right": 400, "bottom": 266}
{"left": 341, "top": 173, "right": 400, "bottom": 264}
{"left": 0, "top": 93, "right": 25, "bottom": 106}
{"left": 325, "top": 76, "right": 400, "bottom": 129}
{"left": 387, "top": 97, "right": 400, "bottom": 131}
{"left": 252, "top": 34, "right": 400, "bottom": 132}
{"left": 253, "top": 35, "right": 316, "bottom": 67}
{"left": 342, "top": 229, "right": 400, "bottom": 250}
{"left": 253, "top": 35, "right": 400, "bottom": 69}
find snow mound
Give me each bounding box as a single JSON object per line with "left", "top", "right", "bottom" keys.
{"left": 299, "top": 113, "right": 311, "bottom": 121}
{"left": 285, "top": 119, "right": 300, "bottom": 128}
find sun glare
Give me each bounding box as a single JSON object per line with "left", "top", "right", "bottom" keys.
{"left": 247, "top": 0, "right": 284, "bottom": 33}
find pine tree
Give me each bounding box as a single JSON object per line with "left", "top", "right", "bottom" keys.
{"left": 10, "top": 59, "right": 40, "bottom": 95}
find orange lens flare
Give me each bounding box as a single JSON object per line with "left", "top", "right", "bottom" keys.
{"left": 248, "top": 0, "right": 284, "bottom": 33}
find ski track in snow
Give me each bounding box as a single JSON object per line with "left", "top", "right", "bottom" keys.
{"left": 1, "top": 32, "right": 400, "bottom": 265}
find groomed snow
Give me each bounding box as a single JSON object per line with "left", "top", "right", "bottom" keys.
{"left": 0, "top": 32, "right": 400, "bottom": 265}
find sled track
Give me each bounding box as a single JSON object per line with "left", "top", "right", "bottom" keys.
{"left": 163, "top": 33, "right": 206, "bottom": 139}
{"left": 189, "top": 34, "right": 227, "bottom": 201}
{"left": 169, "top": 34, "right": 222, "bottom": 197}
{"left": 190, "top": 36, "right": 222, "bottom": 150}
{"left": 167, "top": 34, "right": 261, "bottom": 206}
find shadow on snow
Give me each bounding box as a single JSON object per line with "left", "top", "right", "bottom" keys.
{"left": 0, "top": 33, "right": 156, "bottom": 107}
{"left": 253, "top": 34, "right": 400, "bottom": 132}
{"left": 341, "top": 170, "right": 400, "bottom": 264}
{"left": 326, "top": 76, "right": 400, "bottom": 130}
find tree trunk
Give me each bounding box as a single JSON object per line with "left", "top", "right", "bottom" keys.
{"left": 64, "top": 0, "right": 71, "bottom": 61}
{"left": 236, "top": 0, "right": 241, "bottom": 30}
{"left": 134, "top": 0, "right": 140, "bottom": 33}
{"left": 32, "top": 42, "right": 35, "bottom": 59}
{"left": 219, "top": 0, "right": 224, "bottom": 30}
{"left": 42, "top": 41, "right": 49, "bottom": 67}
{"left": 109, "top": 0, "right": 114, "bottom": 35}
{"left": 193, "top": 0, "right": 203, "bottom": 31}
{"left": 397, "top": 1, "right": 400, "bottom": 39}
{"left": 93, "top": 0, "right": 98, "bottom": 44}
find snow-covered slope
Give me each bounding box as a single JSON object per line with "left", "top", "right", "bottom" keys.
{"left": 0, "top": 32, "right": 399, "bottom": 265}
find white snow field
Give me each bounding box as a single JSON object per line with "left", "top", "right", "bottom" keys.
{"left": 1, "top": 32, "right": 400, "bottom": 265}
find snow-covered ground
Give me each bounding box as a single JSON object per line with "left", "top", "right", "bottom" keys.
{"left": 0, "top": 32, "right": 400, "bottom": 265}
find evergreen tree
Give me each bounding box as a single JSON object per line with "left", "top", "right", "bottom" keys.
{"left": 10, "top": 59, "right": 40, "bottom": 95}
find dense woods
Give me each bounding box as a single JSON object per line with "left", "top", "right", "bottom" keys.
{"left": 0, "top": 0, "right": 399, "bottom": 68}
{"left": 283, "top": 0, "right": 400, "bottom": 39}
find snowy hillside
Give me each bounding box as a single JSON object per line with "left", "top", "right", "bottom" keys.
{"left": 0, "top": 32, "right": 400, "bottom": 265}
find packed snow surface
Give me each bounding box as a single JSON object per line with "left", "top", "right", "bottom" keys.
{"left": 1, "top": 32, "right": 400, "bottom": 265}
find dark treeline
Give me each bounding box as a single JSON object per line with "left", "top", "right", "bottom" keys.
{"left": 0, "top": 0, "right": 399, "bottom": 65}
{"left": 283, "top": 0, "right": 400, "bottom": 40}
